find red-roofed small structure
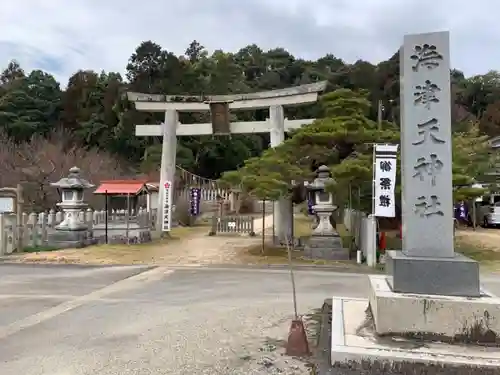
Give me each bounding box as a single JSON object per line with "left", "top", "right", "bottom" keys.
{"left": 94, "top": 180, "right": 149, "bottom": 195}
{"left": 94, "top": 180, "right": 151, "bottom": 214}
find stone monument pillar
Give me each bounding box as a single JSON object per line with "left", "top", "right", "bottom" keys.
{"left": 369, "top": 31, "right": 500, "bottom": 346}
{"left": 387, "top": 31, "right": 479, "bottom": 297}
{"left": 304, "top": 165, "right": 349, "bottom": 260}
{"left": 48, "top": 167, "right": 95, "bottom": 248}
{"left": 330, "top": 32, "right": 500, "bottom": 370}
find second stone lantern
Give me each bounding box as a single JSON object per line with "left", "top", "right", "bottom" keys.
{"left": 304, "top": 165, "right": 349, "bottom": 260}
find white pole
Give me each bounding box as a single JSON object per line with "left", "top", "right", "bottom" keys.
{"left": 366, "top": 215, "right": 377, "bottom": 267}
{"left": 371, "top": 146, "right": 377, "bottom": 266}
{"left": 372, "top": 145, "right": 376, "bottom": 215}
{"left": 269, "top": 105, "right": 287, "bottom": 242}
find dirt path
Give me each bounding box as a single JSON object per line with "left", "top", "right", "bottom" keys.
{"left": 455, "top": 228, "right": 500, "bottom": 252}
{"left": 10, "top": 215, "right": 274, "bottom": 266}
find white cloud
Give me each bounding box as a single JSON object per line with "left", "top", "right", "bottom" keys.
{"left": 1, "top": 0, "right": 499, "bottom": 85}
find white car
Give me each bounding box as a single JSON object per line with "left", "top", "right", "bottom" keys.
{"left": 482, "top": 202, "right": 500, "bottom": 227}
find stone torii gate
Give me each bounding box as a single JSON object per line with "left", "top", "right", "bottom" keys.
{"left": 127, "top": 81, "right": 327, "bottom": 240}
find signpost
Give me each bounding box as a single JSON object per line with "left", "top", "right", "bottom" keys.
{"left": 162, "top": 181, "right": 173, "bottom": 232}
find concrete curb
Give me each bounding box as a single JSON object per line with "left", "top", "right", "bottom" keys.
{"left": 330, "top": 297, "right": 500, "bottom": 372}
{"left": 203, "top": 263, "right": 384, "bottom": 274}
{"left": 0, "top": 260, "right": 384, "bottom": 274}
{"left": 0, "top": 261, "right": 156, "bottom": 270}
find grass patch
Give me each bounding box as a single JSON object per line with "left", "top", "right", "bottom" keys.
{"left": 294, "top": 216, "right": 353, "bottom": 248}
{"left": 382, "top": 232, "right": 500, "bottom": 262}
{"left": 385, "top": 235, "right": 402, "bottom": 250}
{"left": 336, "top": 223, "right": 353, "bottom": 249}
{"left": 80, "top": 224, "right": 208, "bottom": 251}
{"left": 377, "top": 231, "right": 500, "bottom": 271}
{"left": 244, "top": 243, "right": 348, "bottom": 266}
{"left": 240, "top": 242, "right": 378, "bottom": 272}
{"left": 294, "top": 215, "right": 313, "bottom": 237}
{"left": 455, "top": 240, "right": 500, "bottom": 262}
{"left": 14, "top": 224, "right": 209, "bottom": 265}
{"left": 23, "top": 245, "right": 59, "bottom": 253}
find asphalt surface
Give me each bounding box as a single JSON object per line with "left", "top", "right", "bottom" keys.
{"left": 1, "top": 264, "right": 500, "bottom": 374}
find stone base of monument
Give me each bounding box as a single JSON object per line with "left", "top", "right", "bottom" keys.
{"left": 386, "top": 250, "right": 481, "bottom": 297}
{"left": 303, "top": 234, "right": 349, "bottom": 260}
{"left": 369, "top": 275, "right": 500, "bottom": 344}
{"left": 47, "top": 229, "right": 96, "bottom": 249}
{"left": 330, "top": 294, "right": 500, "bottom": 372}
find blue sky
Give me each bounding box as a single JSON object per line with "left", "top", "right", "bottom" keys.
{"left": 2, "top": 0, "right": 499, "bottom": 86}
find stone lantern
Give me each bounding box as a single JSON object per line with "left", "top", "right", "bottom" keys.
{"left": 304, "top": 165, "right": 349, "bottom": 260}
{"left": 49, "top": 167, "right": 94, "bottom": 246}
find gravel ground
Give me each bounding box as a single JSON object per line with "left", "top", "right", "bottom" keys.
{"left": 0, "top": 264, "right": 371, "bottom": 374}
{"left": 2, "top": 264, "right": 500, "bottom": 374}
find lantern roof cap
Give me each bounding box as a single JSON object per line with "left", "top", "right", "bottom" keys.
{"left": 50, "top": 167, "right": 94, "bottom": 189}
{"left": 307, "top": 165, "right": 335, "bottom": 192}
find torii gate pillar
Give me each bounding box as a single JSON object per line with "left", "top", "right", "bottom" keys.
{"left": 158, "top": 110, "right": 178, "bottom": 232}
{"left": 270, "top": 105, "right": 293, "bottom": 242}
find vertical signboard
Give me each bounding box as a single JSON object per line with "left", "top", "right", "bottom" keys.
{"left": 373, "top": 144, "right": 398, "bottom": 218}
{"left": 189, "top": 187, "right": 201, "bottom": 216}
{"left": 162, "top": 181, "right": 173, "bottom": 232}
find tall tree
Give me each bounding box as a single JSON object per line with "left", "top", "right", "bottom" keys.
{"left": 1, "top": 39, "right": 500, "bottom": 189}
{"left": 0, "top": 60, "right": 25, "bottom": 87}
{"left": 0, "top": 70, "right": 61, "bottom": 141}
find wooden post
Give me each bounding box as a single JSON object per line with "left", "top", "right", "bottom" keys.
{"left": 209, "top": 215, "right": 217, "bottom": 236}
{"left": 126, "top": 193, "right": 130, "bottom": 245}
{"left": 377, "top": 99, "right": 383, "bottom": 130}
{"left": 472, "top": 200, "right": 477, "bottom": 231}
{"left": 261, "top": 200, "right": 265, "bottom": 254}
{"left": 16, "top": 184, "right": 23, "bottom": 252}
{"left": 104, "top": 190, "right": 108, "bottom": 244}
{"left": 0, "top": 214, "right": 5, "bottom": 256}
{"left": 39, "top": 212, "right": 47, "bottom": 246}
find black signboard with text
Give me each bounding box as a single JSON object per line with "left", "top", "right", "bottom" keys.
{"left": 189, "top": 187, "right": 201, "bottom": 216}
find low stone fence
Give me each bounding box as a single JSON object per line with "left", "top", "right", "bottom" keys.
{"left": 343, "top": 209, "right": 377, "bottom": 266}
{"left": 0, "top": 208, "right": 157, "bottom": 255}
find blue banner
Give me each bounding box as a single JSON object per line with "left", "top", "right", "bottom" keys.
{"left": 189, "top": 188, "right": 201, "bottom": 216}
{"left": 454, "top": 201, "right": 468, "bottom": 221}
{"left": 307, "top": 195, "right": 315, "bottom": 215}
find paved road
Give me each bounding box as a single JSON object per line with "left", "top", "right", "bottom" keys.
{"left": 0, "top": 264, "right": 500, "bottom": 374}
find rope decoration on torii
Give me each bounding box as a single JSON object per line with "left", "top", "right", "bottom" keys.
{"left": 175, "top": 165, "right": 220, "bottom": 190}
